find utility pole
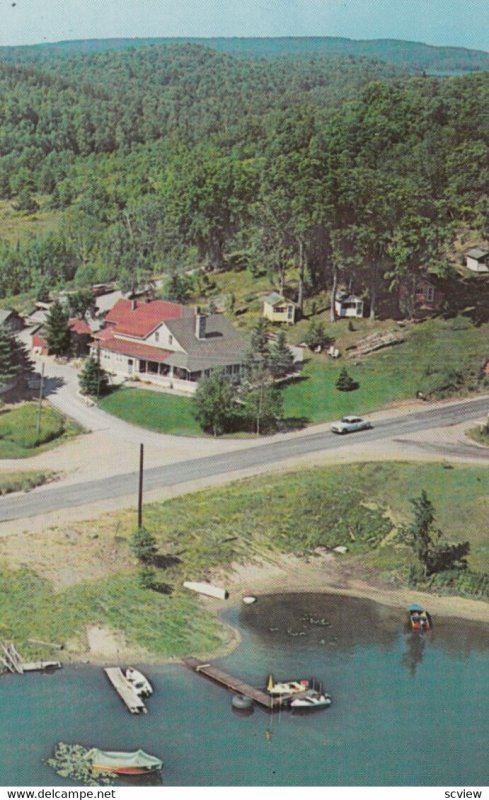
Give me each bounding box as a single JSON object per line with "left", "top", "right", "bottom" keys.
{"left": 96, "top": 344, "right": 101, "bottom": 401}
{"left": 137, "top": 443, "right": 144, "bottom": 529}
{"left": 36, "top": 363, "right": 45, "bottom": 443}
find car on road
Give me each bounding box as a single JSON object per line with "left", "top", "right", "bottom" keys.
{"left": 330, "top": 416, "right": 373, "bottom": 434}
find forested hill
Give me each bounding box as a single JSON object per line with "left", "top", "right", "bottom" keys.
{"left": 0, "top": 40, "right": 488, "bottom": 314}
{"left": 1, "top": 36, "right": 489, "bottom": 73}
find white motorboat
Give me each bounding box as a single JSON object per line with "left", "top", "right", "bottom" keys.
{"left": 266, "top": 675, "right": 311, "bottom": 696}
{"left": 125, "top": 667, "right": 153, "bottom": 697}
{"left": 290, "top": 690, "right": 332, "bottom": 709}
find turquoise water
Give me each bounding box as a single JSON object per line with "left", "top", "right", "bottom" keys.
{"left": 1, "top": 593, "right": 488, "bottom": 786}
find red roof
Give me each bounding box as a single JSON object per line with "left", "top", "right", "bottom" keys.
{"left": 105, "top": 299, "right": 184, "bottom": 338}
{"left": 97, "top": 336, "right": 171, "bottom": 363}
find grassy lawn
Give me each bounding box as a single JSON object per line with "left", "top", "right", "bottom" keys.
{"left": 283, "top": 316, "right": 489, "bottom": 423}
{"left": 0, "top": 403, "right": 81, "bottom": 458}
{"left": 99, "top": 387, "right": 202, "bottom": 435}
{"left": 0, "top": 568, "right": 226, "bottom": 660}
{"left": 1, "top": 461, "right": 488, "bottom": 661}
{"left": 0, "top": 470, "right": 55, "bottom": 494}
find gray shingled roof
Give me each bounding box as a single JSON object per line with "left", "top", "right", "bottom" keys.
{"left": 165, "top": 314, "right": 247, "bottom": 372}
{"left": 466, "top": 247, "right": 489, "bottom": 260}
{"left": 264, "top": 292, "right": 293, "bottom": 306}
{"left": 0, "top": 309, "right": 15, "bottom": 324}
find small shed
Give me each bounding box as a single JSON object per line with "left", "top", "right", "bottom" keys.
{"left": 0, "top": 309, "right": 24, "bottom": 333}
{"left": 465, "top": 247, "right": 489, "bottom": 273}
{"left": 32, "top": 318, "right": 93, "bottom": 357}
{"left": 398, "top": 276, "right": 445, "bottom": 315}
{"left": 334, "top": 294, "right": 364, "bottom": 319}
{"left": 263, "top": 293, "right": 296, "bottom": 324}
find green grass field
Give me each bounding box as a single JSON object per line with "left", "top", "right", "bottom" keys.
{"left": 0, "top": 403, "right": 81, "bottom": 457}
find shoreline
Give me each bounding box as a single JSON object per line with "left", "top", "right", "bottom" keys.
{"left": 67, "top": 552, "right": 489, "bottom": 668}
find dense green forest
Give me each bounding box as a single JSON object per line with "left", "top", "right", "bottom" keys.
{"left": 2, "top": 35, "right": 489, "bottom": 72}
{"left": 0, "top": 41, "right": 488, "bottom": 315}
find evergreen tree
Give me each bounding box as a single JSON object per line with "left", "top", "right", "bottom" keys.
{"left": 44, "top": 301, "right": 71, "bottom": 356}
{"left": 78, "top": 356, "right": 109, "bottom": 397}
{"left": 0, "top": 325, "right": 19, "bottom": 390}
{"left": 139, "top": 565, "right": 157, "bottom": 590}
{"left": 130, "top": 526, "right": 158, "bottom": 563}
{"left": 193, "top": 369, "right": 237, "bottom": 436}
{"left": 250, "top": 318, "right": 270, "bottom": 360}
{"left": 269, "top": 331, "right": 294, "bottom": 378}
{"left": 336, "top": 367, "right": 359, "bottom": 392}
{"left": 304, "top": 320, "right": 329, "bottom": 351}
{"left": 400, "top": 491, "right": 470, "bottom": 577}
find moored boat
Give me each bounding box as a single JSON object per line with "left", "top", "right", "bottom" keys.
{"left": 86, "top": 748, "right": 162, "bottom": 776}
{"left": 265, "top": 675, "right": 311, "bottom": 696}
{"left": 125, "top": 667, "right": 153, "bottom": 697}
{"left": 290, "top": 689, "right": 332, "bottom": 709}
{"left": 408, "top": 604, "right": 431, "bottom": 632}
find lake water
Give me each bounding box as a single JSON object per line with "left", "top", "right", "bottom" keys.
{"left": 1, "top": 593, "right": 488, "bottom": 786}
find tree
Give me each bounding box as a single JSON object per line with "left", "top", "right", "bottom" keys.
{"left": 164, "top": 272, "right": 193, "bottom": 304}
{"left": 78, "top": 356, "right": 109, "bottom": 397}
{"left": 336, "top": 367, "right": 359, "bottom": 392}
{"left": 240, "top": 355, "right": 283, "bottom": 435}
{"left": 130, "top": 526, "right": 158, "bottom": 563}
{"left": 400, "top": 491, "right": 470, "bottom": 577}
{"left": 193, "top": 369, "right": 238, "bottom": 436}
{"left": 249, "top": 318, "right": 270, "bottom": 362}
{"left": 44, "top": 300, "right": 71, "bottom": 356}
{"left": 12, "top": 187, "right": 39, "bottom": 214}
{"left": 139, "top": 565, "right": 157, "bottom": 590}
{"left": 304, "top": 320, "right": 329, "bottom": 351}
{"left": 268, "top": 331, "right": 294, "bottom": 378}
{"left": 67, "top": 289, "right": 94, "bottom": 319}
{"left": 0, "top": 325, "right": 19, "bottom": 391}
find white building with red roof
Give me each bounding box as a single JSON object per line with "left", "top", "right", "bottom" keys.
{"left": 92, "top": 298, "right": 246, "bottom": 393}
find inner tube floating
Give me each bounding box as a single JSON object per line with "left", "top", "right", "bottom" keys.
{"left": 232, "top": 694, "right": 254, "bottom": 710}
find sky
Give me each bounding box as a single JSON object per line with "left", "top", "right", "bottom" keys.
{"left": 1, "top": 0, "right": 488, "bottom": 51}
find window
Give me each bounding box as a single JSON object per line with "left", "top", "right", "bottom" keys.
{"left": 169, "top": 335, "right": 173, "bottom": 345}
{"left": 423, "top": 286, "right": 435, "bottom": 303}
{"left": 154, "top": 331, "right": 160, "bottom": 343}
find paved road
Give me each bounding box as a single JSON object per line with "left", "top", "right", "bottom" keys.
{"left": 1, "top": 394, "right": 488, "bottom": 523}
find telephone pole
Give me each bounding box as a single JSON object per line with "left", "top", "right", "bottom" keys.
{"left": 137, "top": 443, "right": 144, "bottom": 529}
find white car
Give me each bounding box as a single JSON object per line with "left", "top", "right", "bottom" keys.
{"left": 330, "top": 416, "right": 373, "bottom": 434}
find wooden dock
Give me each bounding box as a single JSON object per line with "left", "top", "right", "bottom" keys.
{"left": 104, "top": 667, "right": 147, "bottom": 714}
{"left": 22, "top": 660, "right": 62, "bottom": 672}
{"left": 183, "top": 657, "right": 286, "bottom": 710}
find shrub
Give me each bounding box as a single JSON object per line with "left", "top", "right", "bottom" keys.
{"left": 336, "top": 367, "right": 359, "bottom": 392}
{"left": 130, "top": 527, "right": 158, "bottom": 563}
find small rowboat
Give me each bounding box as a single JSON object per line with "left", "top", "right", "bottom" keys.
{"left": 408, "top": 604, "right": 432, "bottom": 632}
{"left": 86, "top": 748, "right": 162, "bottom": 776}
